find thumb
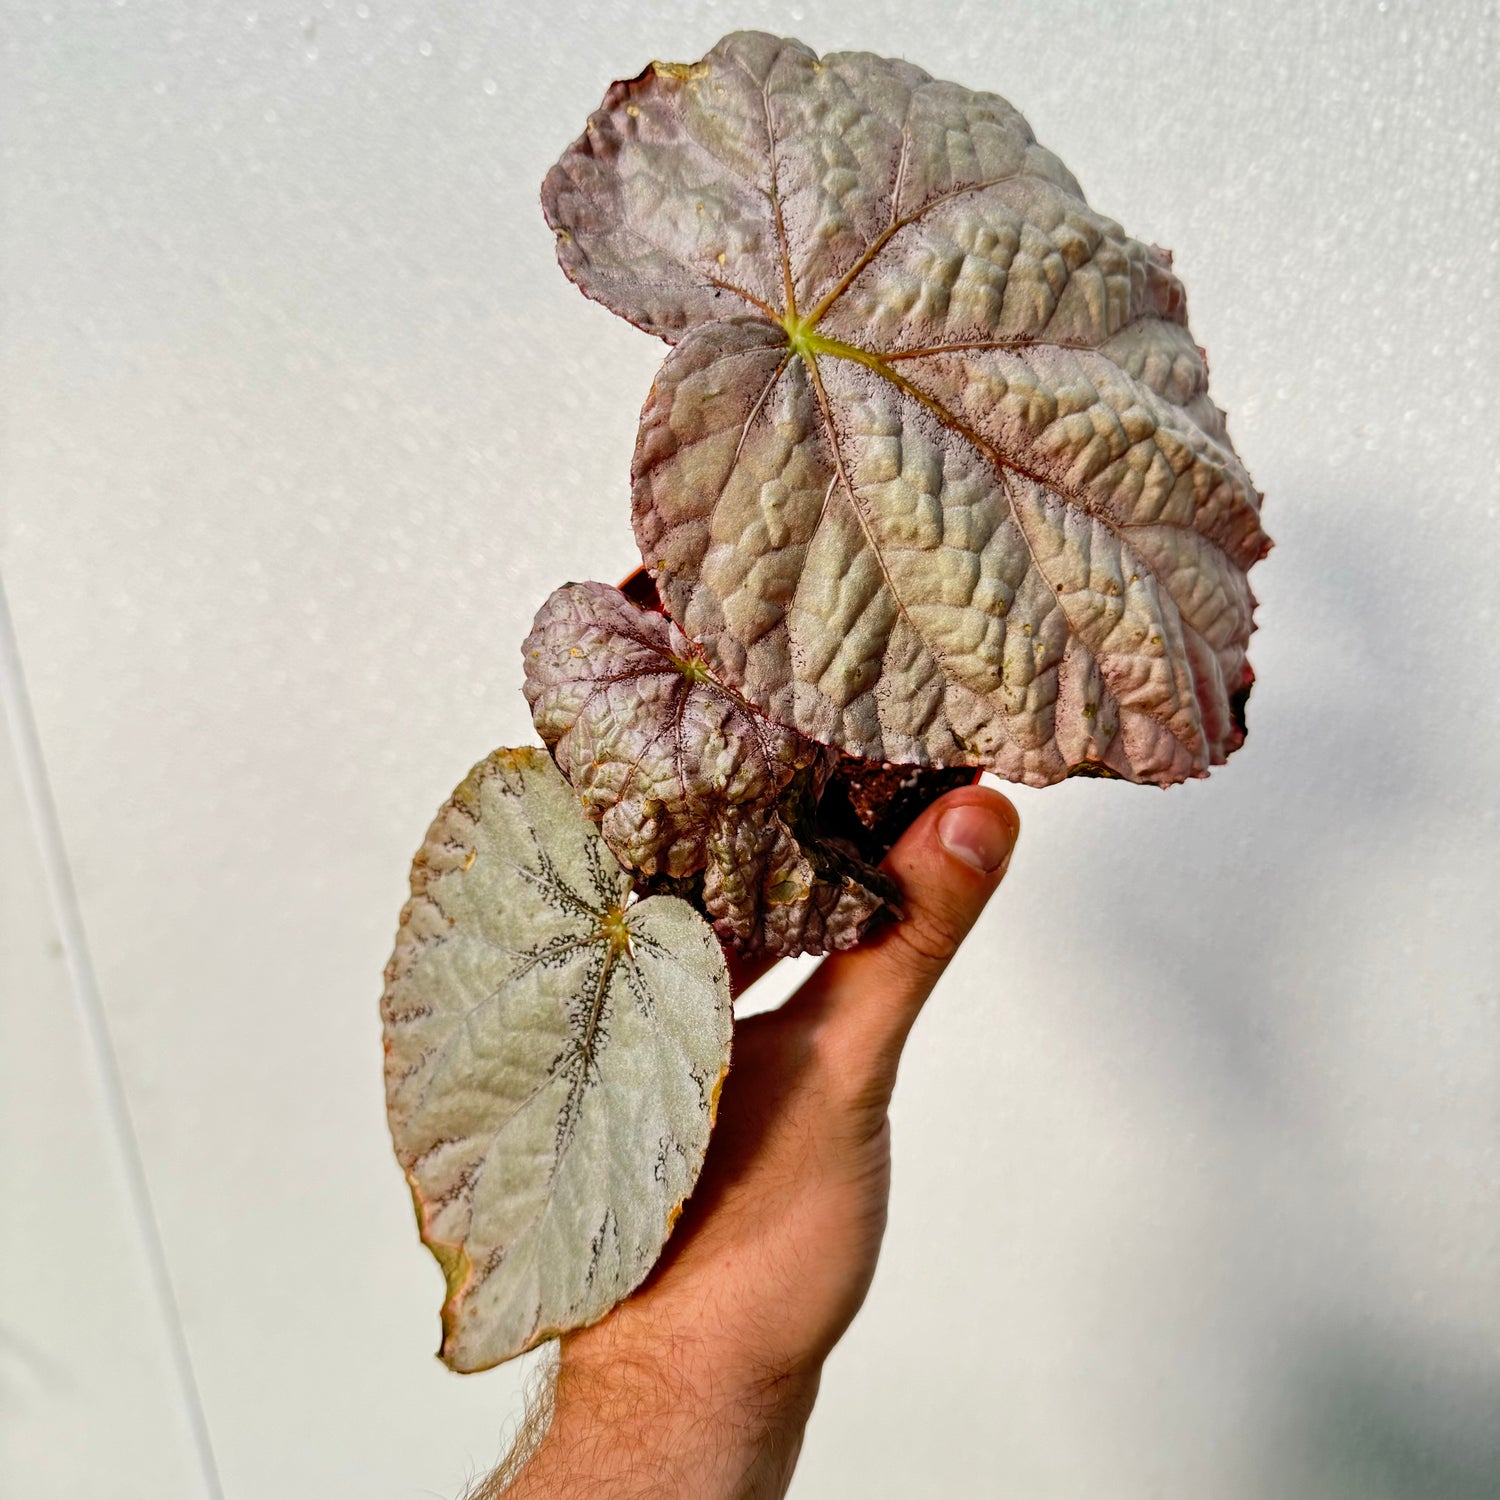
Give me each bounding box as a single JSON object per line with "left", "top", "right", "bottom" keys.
{"left": 788, "top": 785, "right": 1019, "bottom": 1109}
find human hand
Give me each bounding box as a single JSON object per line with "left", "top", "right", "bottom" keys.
{"left": 496, "top": 785, "right": 1019, "bottom": 1499}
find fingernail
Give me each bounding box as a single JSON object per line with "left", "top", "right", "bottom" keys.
{"left": 938, "top": 802, "right": 1017, "bottom": 874}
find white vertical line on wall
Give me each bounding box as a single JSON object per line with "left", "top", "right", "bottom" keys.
{"left": 0, "top": 571, "right": 226, "bottom": 1500}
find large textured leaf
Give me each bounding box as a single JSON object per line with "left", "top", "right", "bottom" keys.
{"left": 542, "top": 31, "right": 1270, "bottom": 786}
{"left": 381, "top": 747, "right": 731, "bottom": 1372}
{"left": 523, "top": 581, "right": 896, "bottom": 956}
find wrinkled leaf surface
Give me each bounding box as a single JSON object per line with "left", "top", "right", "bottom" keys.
{"left": 382, "top": 747, "right": 731, "bottom": 1372}
{"left": 524, "top": 580, "right": 819, "bottom": 876}
{"left": 543, "top": 31, "right": 1270, "bottom": 785}
{"left": 523, "top": 581, "right": 896, "bottom": 955}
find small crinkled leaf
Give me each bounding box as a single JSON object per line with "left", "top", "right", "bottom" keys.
{"left": 543, "top": 32, "right": 1271, "bottom": 786}
{"left": 381, "top": 746, "right": 731, "bottom": 1373}
{"left": 523, "top": 581, "right": 897, "bottom": 956}
{"left": 703, "top": 803, "right": 896, "bottom": 955}
{"left": 522, "top": 579, "right": 816, "bottom": 877}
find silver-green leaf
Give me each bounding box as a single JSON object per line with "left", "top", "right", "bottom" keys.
{"left": 381, "top": 747, "right": 732, "bottom": 1373}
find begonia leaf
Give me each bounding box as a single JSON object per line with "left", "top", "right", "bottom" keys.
{"left": 542, "top": 31, "right": 1270, "bottom": 786}
{"left": 523, "top": 581, "right": 897, "bottom": 955}
{"left": 381, "top": 747, "right": 731, "bottom": 1372}
{"left": 699, "top": 762, "right": 895, "bottom": 954}
{"left": 523, "top": 580, "right": 820, "bottom": 876}
{"left": 612, "top": 568, "right": 980, "bottom": 864}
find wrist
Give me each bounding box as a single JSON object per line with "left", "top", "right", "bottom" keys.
{"left": 510, "top": 1314, "right": 821, "bottom": 1500}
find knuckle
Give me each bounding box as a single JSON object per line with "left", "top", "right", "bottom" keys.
{"left": 809, "top": 1020, "right": 898, "bottom": 1122}
{"left": 880, "top": 903, "right": 963, "bottom": 972}
{"left": 841, "top": 1100, "right": 893, "bottom": 1156}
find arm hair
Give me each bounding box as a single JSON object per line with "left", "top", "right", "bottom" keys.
{"left": 462, "top": 1345, "right": 559, "bottom": 1499}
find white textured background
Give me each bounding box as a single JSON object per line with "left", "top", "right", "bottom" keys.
{"left": 2, "top": 2, "right": 1497, "bottom": 1496}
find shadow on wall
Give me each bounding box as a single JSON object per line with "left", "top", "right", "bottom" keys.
{"left": 1195, "top": 482, "right": 1499, "bottom": 1500}
{"left": 1271, "top": 1326, "right": 1500, "bottom": 1500}
{"left": 985, "top": 474, "right": 1499, "bottom": 1498}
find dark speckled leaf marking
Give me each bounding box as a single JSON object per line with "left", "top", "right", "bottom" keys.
{"left": 381, "top": 748, "right": 731, "bottom": 1372}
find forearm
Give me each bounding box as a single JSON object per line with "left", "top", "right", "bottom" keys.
{"left": 502, "top": 1329, "right": 821, "bottom": 1500}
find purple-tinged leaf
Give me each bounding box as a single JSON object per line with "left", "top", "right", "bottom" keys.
{"left": 543, "top": 32, "right": 1270, "bottom": 786}
{"left": 523, "top": 581, "right": 897, "bottom": 956}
